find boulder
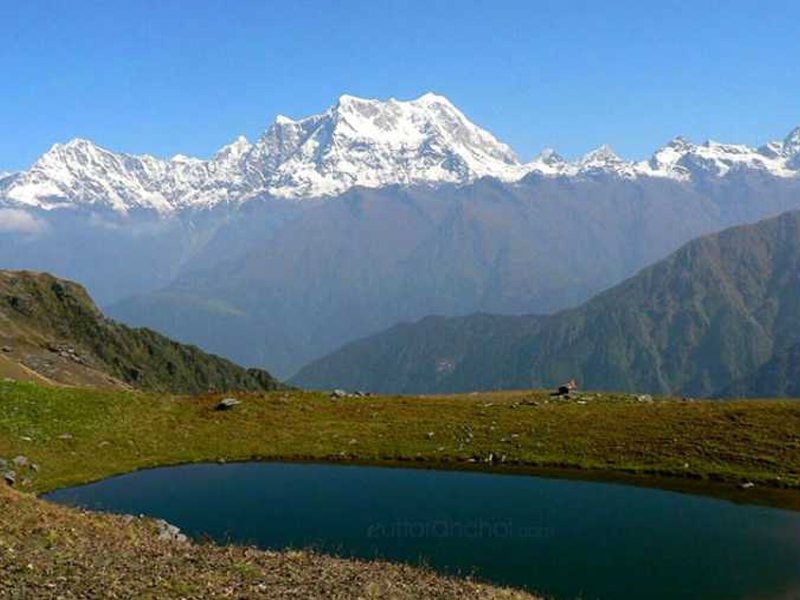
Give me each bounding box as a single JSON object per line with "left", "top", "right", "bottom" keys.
{"left": 330, "top": 389, "right": 348, "bottom": 399}
{"left": 215, "top": 398, "right": 241, "bottom": 411}
{"left": 3, "top": 471, "right": 15, "bottom": 486}
{"left": 12, "top": 456, "right": 29, "bottom": 468}
{"left": 155, "top": 518, "right": 188, "bottom": 543}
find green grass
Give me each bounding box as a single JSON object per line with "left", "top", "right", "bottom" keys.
{"left": 2, "top": 380, "right": 800, "bottom": 501}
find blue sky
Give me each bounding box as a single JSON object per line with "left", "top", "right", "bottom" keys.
{"left": 2, "top": 0, "right": 799, "bottom": 170}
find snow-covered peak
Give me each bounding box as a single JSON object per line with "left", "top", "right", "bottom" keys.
{"left": 577, "top": 145, "right": 637, "bottom": 178}
{"left": 524, "top": 148, "right": 573, "bottom": 176}
{"left": 2, "top": 96, "right": 800, "bottom": 215}
{"left": 213, "top": 136, "right": 252, "bottom": 165}
{"left": 635, "top": 130, "right": 799, "bottom": 180}
{"left": 3, "top": 136, "right": 255, "bottom": 213}
{"left": 258, "top": 92, "right": 524, "bottom": 197}
{"left": 643, "top": 136, "right": 693, "bottom": 178}
{"left": 783, "top": 127, "right": 800, "bottom": 160}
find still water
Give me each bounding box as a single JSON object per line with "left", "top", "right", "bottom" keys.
{"left": 46, "top": 462, "right": 800, "bottom": 600}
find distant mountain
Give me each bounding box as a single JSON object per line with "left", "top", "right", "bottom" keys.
{"left": 0, "top": 93, "right": 526, "bottom": 212}
{"left": 724, "top": 343, "right": 800, "bottom": 398}
{"left": 293, "top": 211, "right": 800, "bottom": 398}
{"left": 3, "top": 93, "right": 800, "bottom": 376}
{"left": 2, "top": 93, "right": 799, "bottom": 214}
{"left": 0, "top": 270, "right": 280, "bottom": 394}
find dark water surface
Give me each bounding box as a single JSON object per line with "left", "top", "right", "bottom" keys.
{"left": 46, "top": 462, "right": 800, "bottom": 600}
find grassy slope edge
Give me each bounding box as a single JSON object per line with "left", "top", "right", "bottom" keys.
{"left": 0, "top": 270, "right": 281, "bottom": 394}
{"left": 0, "top": 483, "right": 533, "bottom": 600}
{"left": 2, "top": 381, "right": 800, "bottom": 495}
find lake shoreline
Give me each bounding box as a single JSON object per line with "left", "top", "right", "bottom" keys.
{"left": 40, "top": 453, "right": 800, "bottom": 513}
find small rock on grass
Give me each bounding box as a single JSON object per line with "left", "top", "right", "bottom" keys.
{"left": 215, "top": 398, "right": 241, "bottom": 411}
{"left": 156, "top": 519, "right": 188, "bottom": 543}
{"left": 3, "top": 471, "right": 16, "bottom": 486}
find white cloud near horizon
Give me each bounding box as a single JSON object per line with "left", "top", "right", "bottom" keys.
{"left": 0, "top": 209, "right": 47, "bottom": 234}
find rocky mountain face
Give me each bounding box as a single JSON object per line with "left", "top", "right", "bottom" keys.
{"left": 0, "top": 270, "right": 280, "bottom": 394}
{"left": 2, "top": 94, "right": 799, "bottom": 213}
{"left": 2, "top": 93, "right": 800, "bottom": 378}
{"left": 0, "top": 93, "right": 526, "bottom": 212}
{"left": 293, "top": 211, "right": 800, "bottom": 398}
{"left": 110, "top": 174, "right": 800, "bottom": 377}
{"left": 723, "top": 342, "right": 800, "bottom": 398}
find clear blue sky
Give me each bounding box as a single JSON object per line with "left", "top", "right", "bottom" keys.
{"left": 2, "top": 0, "right": 799, "bottom": 171}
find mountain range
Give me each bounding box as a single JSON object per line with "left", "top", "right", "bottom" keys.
{"left": 293, "top": 210, "right": 800, "bottom": 398}
{"left": 2, "top": 93, "right": 800, "bottom": 379}
{"left": 3, "top": 93, "right": 800, "bottom": 213}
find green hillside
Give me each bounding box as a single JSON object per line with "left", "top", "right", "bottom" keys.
{"left": 294, "top": 210, "right": 800, "bottom": 397}
{"left": 725, "top": 342, "right": 800, "bottom": 398}
{"left": 0, "top": 270, "right": 281, "bottom": 394}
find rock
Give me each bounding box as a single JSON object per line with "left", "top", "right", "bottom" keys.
{"left": 3, "top": 471, "right": 15, "bottom": 486}
{"left": 635, "top": 394, "right": 653, "bottom": 403}
{"left": 330, "top": 389, "right": 348, "bottom": 399}
{"left": 215, "top": 398, "right": 241, "bottom": 411}
{"left": 425, "top": 431, "right": 435, "bottom": 439}
{"left": 1, "top": 346, "right": 11, "bottom": 353}
{"left": 155, "top": 519, "right": 188, "bottom": 543}
{"left": 58, "top": 433, "right": 73, "bottom": 440}
{"left": 30, "top": 463, "right": 40, "bottom": 472}
{"left": 12, "top": 456, "right": 29, "bottom": 468}
{"left": 739, "top": 481, "right": 756, "bottom": 490}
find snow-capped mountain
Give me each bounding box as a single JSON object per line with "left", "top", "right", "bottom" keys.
{"left": 1, "top": 93, "right": 799, "bottom": 215}
{"left": 523, "top": 129, "right": 800, "bottom": 181}
{"left": 637, "top": 133, "right": 799, "bottom": 180}
{"left": 0, "top": 93, "right": 524, "bottom": 214}
{"left": 257, "top": 93, "right": 525, "bottom": 197}
{"left": 1, "top": 137, "right": 257, "bottom": 214}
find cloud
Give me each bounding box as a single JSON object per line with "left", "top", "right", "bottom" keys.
{"left": 0, "top": 209, "right": 47, "bottom": 234}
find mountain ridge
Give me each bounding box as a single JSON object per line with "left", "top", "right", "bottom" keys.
{"left": 292, "top": 210, "right": 800, "bottom": 397}
{"left": 0, "top": 270, "right": 281, "bottom": 393}
{"left": 2, "top": 94, "right": 799, "bottom": 214}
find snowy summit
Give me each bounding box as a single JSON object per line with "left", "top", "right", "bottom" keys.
{"left": 1, "top": 93, "right": 799, "bottom": 214}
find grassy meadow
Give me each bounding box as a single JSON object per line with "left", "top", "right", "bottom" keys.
{"left": 2, "top": 380, "right": 800, "bottom": 500}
